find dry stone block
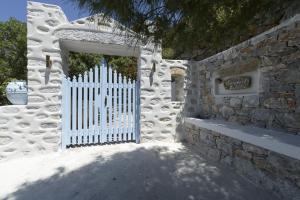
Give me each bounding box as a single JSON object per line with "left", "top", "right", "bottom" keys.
{"left": 159, "top": 117, "right": 171, "bottom": 122}
{"left": 253, "top": 156, "right": 270, "bottom": 170}
{"left": 207, "top": 148, "right": 221, "bottom": 161}
{"left": 142, "top": 121, "right": 155, "bottom": 129}
{"left": 0, "top": 136, "right": 12, "bottom": 145}
{"left": 40, "top": 122, "right": 57, "bottom": 129}
{"left": 45, "top": 19, "right": 60, "bottom": 27}
{"left": 161, "top": 106, "right": 170, "bottom": 111}
{"left": 43, "top": 135, "right": 59, "bottom": 143}
{"left": 46, "top": 104, "right": 60, "bottom": 112}
{"left": 141, "top": 106, "right": 153, "bottom": 112}
{"left": 0, "top": 117, "right": 9, "bottom": 124}
{"left": 220, "top": 106, "right": 234, "bottom": 119}
{"left": 36, "top": 25, "right": 50, "bottom": 33}
{"left": 28, "top": 95, "right": 45, "bottom": 103}
{"left": 36, "top": 113, "right": 48, "bottom": 119}
{"left": 263, "top": 97, "right": 288, "bottom": 109}
{"left": 39, "top": 86, "right": 60, "bottom": 93}
{"left": 230, "top": 97, "right": 242, "bottom": 108}
{"left": 141, "top": 88, "right": 155, "bottom": 96}
{"left": 28, "top": 78, "right": 42, "bottom": 85}
{"left": 0, "top": 127, "right": 8, "bottom": 132}
{"left": 3, "top": 148, "right": 16, "bottom": 152}
{"left": 251, "top": 109, "right": 272, "bottom": 122}
{"left": 150, "top": 98, "right": 160, "bottom": 105}
{"left": 242, "top": 143, "right": 268, "bottom": 156}
{"left": 161, "top": 80, "right": 171, "bottom": 87}
{"left": 2, "top": 107, "right": 20, "bottom": 114}
{"left": 283, "top": 113, "right": 300, "bottom": 132}
{"left": 50, "top": 114, "right": 60, "bottom": 120}
{"left": 216, "top": 138, "right": 233, "bottom": 155}
{"left": 18, "top": 122, "right": 30, "bottom": 128}
{"left": 243, "top": 95, "right": 259, "bottom": 108}
{"left": 50, "top": 79, "right": 62, "bottom": 84}
{"left": 26, "top": 105, "right": 40, "bottom": 110}
{"left": 140, "top": 114, "right": 146, "bottom": 119}
{"left": 13, "top": 130, "right": 22, "bottom": 134}
{"left": 234, "top": 149, "right": 252, "bottom": 160}
{"left": 30, "top": 130, "right": 46, "bottom": 135}
{"left": 161, "top": 130, "right": 172, "bottom": 134}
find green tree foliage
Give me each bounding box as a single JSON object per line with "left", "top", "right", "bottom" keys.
{"left": 68, "top": 52, "right": 137, "bottom": 80}
{"left": 68, "top": 52, "right": 103, "bottom": 78}
{"left": 70, "top": 0, "right": 298, "bottom": 59}
{"left": 0, "top": 18, "right": 27, "bottom": 105}
{"left": 104, "top": 55, "right": 137, "bottom": 80}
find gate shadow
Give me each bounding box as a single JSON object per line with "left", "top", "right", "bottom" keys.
{"left": 3, "top": 144, "right": 278, "bottom": 200}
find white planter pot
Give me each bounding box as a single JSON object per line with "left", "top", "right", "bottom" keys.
{"left": 6, "top": 81, "right": 28, "bottom": 105}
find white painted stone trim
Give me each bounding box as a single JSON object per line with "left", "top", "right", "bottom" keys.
{"left": 185, "top": 117, "right": 300, "bottom": 160}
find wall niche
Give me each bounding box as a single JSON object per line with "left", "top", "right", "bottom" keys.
{"left": 170, "top": 67, "right": 185, "bottom": 102}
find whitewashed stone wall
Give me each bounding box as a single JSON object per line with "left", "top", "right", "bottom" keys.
{"left": 140, "top": 59, "right": 190, "bottom": 142}
{"left": 0, "top": 2, "right": 69, "bottom": 160}
{"left": 0, "top": 1, "right": 191, "bottom": 160}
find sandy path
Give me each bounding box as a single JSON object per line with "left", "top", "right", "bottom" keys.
{"left": 0, "top": 142, "right": 278, "bottom": 200}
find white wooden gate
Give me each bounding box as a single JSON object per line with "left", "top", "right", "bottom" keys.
{"left": 61, "top": 61, "right": 140, "bottom": 148}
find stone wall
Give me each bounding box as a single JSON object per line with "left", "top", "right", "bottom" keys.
{"left": 191, "top": 15, "right": 300, "bottom": 134}
{"left": 0, "top": 2, "right": 69, "bottom": 161}
{"left": 184, "top": 122, "right": 300, "bottom": 200}
{"left": 140, "top": 59, "right": 190, "bottom": 142}
{"left": 0, "top": 105, "right": 59, "bottom": 160}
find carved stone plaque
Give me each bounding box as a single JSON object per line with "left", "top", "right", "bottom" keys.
{"left": 223, "top": 76, "right": 251, "bottom": 90}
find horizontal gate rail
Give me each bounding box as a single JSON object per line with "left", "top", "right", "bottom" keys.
{"left": 61, "top": 61, "right": 139, "bottom": 148}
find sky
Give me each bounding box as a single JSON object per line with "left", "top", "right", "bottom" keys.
{"left": 0, "top": 0, "right": 90, "bottom": 22}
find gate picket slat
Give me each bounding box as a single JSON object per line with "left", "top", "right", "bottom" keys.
{"left": 123, "top": 76, "right": 127, "bottom": 141}
{"left": 67, "top": 77, "right": 72, "bottom": 146}
{"left": 62, "top": 60, "right": 139, "bottom": 148}
{"left": 132, "top": 80, "right": 136, "bottom": 140}
{"left": 62, "top": 76, "right": 70, "bottom": 148}
{"left": 94, "top": 66, "right": 99, "bottom": 143}
{"left": 136, "top": 80, "right": 140, "bottom": 143}
{"left": 101, "top": 62, "right": 107, "bottom": 143}
{"left": 72, "top": 76, "right": 77, "bottom": 145}
{"left": 83, "top": 72, "right": 88, "bottom": 144}
{"left": 118, "top": 73, "right": 122, "bottom": 141}
{"left": 108, "top": 67, "right": 112, "bottom": 142}
{"left": 128, "top": 79, "right": 132, "bottom": 141}
{"left": 97, "top": 65, "right": 102, "bottom": 143}
{"left": 88, "top": 68, "right": 93, "bottom": 143}
{"left": 113, "top": 70, "right": 118, "bottom": 142}
{"left": 78, "top": 75, "right": 83, "bottom": 144}
{"left": 99, "top": 62, "right": 103, "bottom": 143}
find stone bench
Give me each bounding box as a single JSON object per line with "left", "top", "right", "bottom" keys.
{"left": 184, "top": 117, "right": 300, "bottom": 200}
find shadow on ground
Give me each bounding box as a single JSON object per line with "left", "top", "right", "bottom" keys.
{"left": 3, "top": 143, "right": 278, "bottom": 200}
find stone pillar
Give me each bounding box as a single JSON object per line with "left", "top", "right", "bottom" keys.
{"left": 139, "top": 45, "right": 177, "bottom": 142}
{"left": 27, "top": 2, "right": 68, "bottom": 149}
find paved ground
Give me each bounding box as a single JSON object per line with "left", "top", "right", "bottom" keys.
{"left": 0, "top": 142, "right": 279, "bottom": 200}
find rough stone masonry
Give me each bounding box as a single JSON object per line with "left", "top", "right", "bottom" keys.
{"left": 184, "top": 14, "right": 300, "bottom": 135}
{"left": 183, "top": 14, "right": 300, "bottom": 200}
{"left": 184, "top": 123, "right": 300, "bottom": 200}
